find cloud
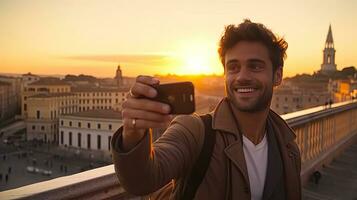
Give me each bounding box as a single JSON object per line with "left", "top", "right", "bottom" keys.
{"left": 63, "top": 54, "right": 179, "bottom": 66}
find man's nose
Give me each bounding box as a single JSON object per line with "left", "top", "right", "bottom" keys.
{"left": 235, "top": 66, "right": 252, "bottom": 82}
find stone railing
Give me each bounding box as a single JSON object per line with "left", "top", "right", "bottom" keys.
{"left": 282, "top": 100, "right": 357, "bottom": 184}
{"left": 1, "top": 100, "right": 357, "bottom": 199}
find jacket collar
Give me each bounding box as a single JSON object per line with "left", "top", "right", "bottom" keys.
{"left": 211, "top": 97, "right": 296, "bottom": 144}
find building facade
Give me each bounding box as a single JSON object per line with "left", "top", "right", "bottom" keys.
{"left": 73, "top": 87, "right": 128, "bottom": 112}
{"left": 59, "top": 109, "right": 122, "bottom": 161}
{"left": 23, "top": 78, "right": 76, "bottom": 142}
{"left": 271, "top": 84, "right": 330, "bottom": 114}
{"left": 26, "top": 93, "right": 78, "bottom": 142}
{"left": 0, "top": 81, "right": 12, "bottom": 121}
{"left": 0, "top": 76, "right": 22, "bottom": 116}
{"left": 328, "top": 79, "right": 357, "bottom": 102}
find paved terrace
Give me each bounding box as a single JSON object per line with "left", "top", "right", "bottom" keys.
{"left": 303, "top": 142, "right": 357, "bottom": 199}
{"left": 0, "top": 100, "right": 357, "bottom": 200}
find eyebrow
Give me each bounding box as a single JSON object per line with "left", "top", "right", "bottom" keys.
{"left": 226, "top": 59, "right": 239, "bottom": 66}
{"left": 247, "top": 58, "right": 266, "bottom": 64}
{"left": 226, "top": 58, "right": 266, "bottom": 66}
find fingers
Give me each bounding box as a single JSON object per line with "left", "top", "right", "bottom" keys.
{"left": 131, "top": 82, "right": 157, "bottom": 98}
{"left": 130, "top": 76, "right": 160, "bottom": 98}
{"left": 136, "top": 75, "right": 160, "bottom": 85}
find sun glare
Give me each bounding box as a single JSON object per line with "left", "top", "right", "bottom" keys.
{"left": 172, "top": 40, "right": 220, "bottom": 75}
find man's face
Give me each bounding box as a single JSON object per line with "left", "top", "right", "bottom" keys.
{"left": 224, "top": 41, "right": 282, "bottom": 112}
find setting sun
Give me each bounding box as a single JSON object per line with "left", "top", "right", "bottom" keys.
{"left": 170, "top": 40, "right": 223, "bottom": 75}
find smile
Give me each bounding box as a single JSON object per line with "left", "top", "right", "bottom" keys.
{"left": 235, "top": 88, "right": 257, "bottom": 93}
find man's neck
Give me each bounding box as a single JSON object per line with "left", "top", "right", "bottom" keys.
{"left": 230, "top": 103, "right": 270, "bottom": 145}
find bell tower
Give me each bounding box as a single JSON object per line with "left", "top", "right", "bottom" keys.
{"left": 115, "top": 64, "right": 123, "bottom": 87}
{"left": 321, "top": 24, "right": 337, "bottom": 72}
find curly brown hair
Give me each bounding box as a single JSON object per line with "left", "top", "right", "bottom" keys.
{"left": 218, "top": 19, "right": 288, "bottom": 72}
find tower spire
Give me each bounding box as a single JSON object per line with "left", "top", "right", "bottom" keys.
{"left": 325, "top": 24, "right": 334, "bottom": 47}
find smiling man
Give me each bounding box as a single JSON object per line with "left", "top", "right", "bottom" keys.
{"left": 112, "top": 19, "right": 301, "bottom": 200}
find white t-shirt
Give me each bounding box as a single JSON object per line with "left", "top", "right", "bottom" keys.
{"left": 242, "top": 133, "right": 268, "bottom": 200}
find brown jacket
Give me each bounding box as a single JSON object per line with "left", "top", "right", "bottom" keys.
{"left": 112, "top": 98, "right": 301, "bottom": 199}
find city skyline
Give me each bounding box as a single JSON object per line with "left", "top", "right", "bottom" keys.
{"left": 1, "top": 0, "right": 357, "bottom": 78}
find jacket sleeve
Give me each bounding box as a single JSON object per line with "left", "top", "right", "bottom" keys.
{"left": 111, "top": 114, "right": 205, "bottom": 196}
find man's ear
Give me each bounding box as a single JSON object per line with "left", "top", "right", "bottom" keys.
{"left": 273, "top": 67, "right": 283, "bottom": 86}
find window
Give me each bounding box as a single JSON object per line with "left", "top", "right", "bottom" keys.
{"left": 276, "top": 104, "right": 279, "bottom": 108}
{"left": 41, "top": 126, "right": 45, "bottom": 131}
{"left": 37, "top": 110, "right": 40, "bottom": 119}
{"left": 97, "top": 135, "right": 101, "bottom": 149}
{"left": 115, "top": 99, "right": 118, "bottom": 103}
{"left": 24, "top": 104, "right": 27, "bottom": 111}
{"left": 78, "top": 122, "right": 81, "bottom": 128}
{"left": 78, "top": 133, "right": 81, "bottom": 147}
{"left": 69, "top": 132, "right": 72, "bottom": 146}
{"left": 69, "top": 121, "right": 72, "bottom": 127}
{"left": 285, "top": 97, "right": 288, "bottom": 102}
{"left": 32, "top": 125, "right": 35, "bottom": 130}
{"left": 61, "top": 131, "right": 64, "bottom": 144}
{"left": 109, "top": 124, "right": 112, "bottom": 130}
{"left": 87, "top": 123, "right": 91, "bottom": 128}
{"left": 97, "top": 123, "right": 101, "bottom": 129}
{"left": 87, "top": 134, "right": 91, "bottom": 149}
{"left": 108, "top": 136, "right": 112, "bottom": 150}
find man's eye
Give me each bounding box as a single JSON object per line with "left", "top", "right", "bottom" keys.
{"left": 249, "top": 63, "right": 264, "bottom": 71}
{"left": 227, "top": 64, "right": 239, "bottom": 72}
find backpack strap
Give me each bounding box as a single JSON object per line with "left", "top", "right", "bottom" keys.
{"left": 180, "top": 114, "right": 216, "bottom": 200}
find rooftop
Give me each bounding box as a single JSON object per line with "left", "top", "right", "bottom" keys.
{"left": 63, "top": 109, "right": 122, "bottom": 120}
{"left": 29, "top": 78, "right": 70, "bottom": 86}
{"left": 22, "top": 72, "right": 38, "bottom": 76}
{"left": 30, "top": 93, "right": 75, "bottom": 98}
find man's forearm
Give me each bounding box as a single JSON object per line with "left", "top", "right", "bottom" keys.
{"left": 122, "top": 127, "right": 146, "bottom": 151}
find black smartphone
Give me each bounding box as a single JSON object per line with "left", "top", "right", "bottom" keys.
{"left": 152, "top": 82, "right": 195, "bottom": 114}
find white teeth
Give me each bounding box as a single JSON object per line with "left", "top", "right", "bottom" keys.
{"left": 236, "top": 88, "right": 255, "bottom": 93}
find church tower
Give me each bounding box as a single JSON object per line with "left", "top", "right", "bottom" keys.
{"left": 321, "top": 25, "right": 337, "bottom": 72}
{"left": 115, "top": 64, "right": 123, "bottom": 87}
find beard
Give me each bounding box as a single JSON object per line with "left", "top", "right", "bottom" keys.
{"left": 225, "top": 80, "right": 273, "bottom": 112}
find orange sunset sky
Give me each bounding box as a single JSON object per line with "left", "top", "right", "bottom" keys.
{"left": 0, "top": 0, "right": 356, "bottom": 78}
